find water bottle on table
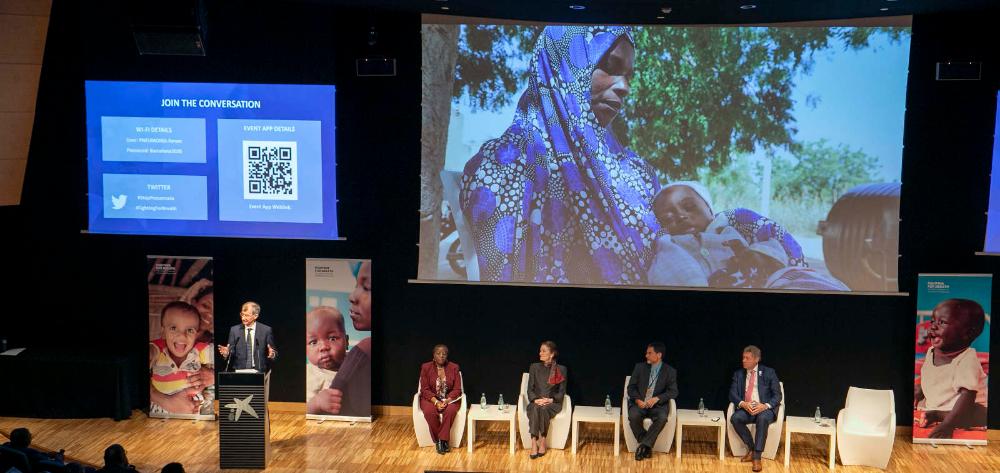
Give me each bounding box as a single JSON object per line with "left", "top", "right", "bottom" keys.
{"left": 480, "top": 393, "right": 487, "bottom": 410}
{"left": 605, "top": 394, "right": 612, "bottom": 414}
{"left": 698, "top": 397, "right": 706, "bottom": 416}
{"left": 814, "top": 406, "right": 821, "bottom": 423}
{"left": 498, "top": 394, "right": 505, "bottom": 412}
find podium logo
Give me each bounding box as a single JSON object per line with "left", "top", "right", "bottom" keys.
{"left": 111, "top": 194, "right": 128, "bottom": 210}
{"left": 225, "top": 394, "right": 259, "bottom": 422}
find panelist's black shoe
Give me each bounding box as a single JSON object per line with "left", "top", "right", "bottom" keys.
{"left": 442, "top": 440, "right": 450, "bottom": 453}
{"left": 634, "top": 445, "right": 646, "bottom": 461}
{"left": 643, "top": 446, "right": 653, "bottom": 458}
{"left": 435, "top": 440, "right": 444, "bottom": 454}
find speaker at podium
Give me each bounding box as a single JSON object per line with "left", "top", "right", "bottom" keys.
{"left": 218, "top": 371, "right": 270, "bottom": 469}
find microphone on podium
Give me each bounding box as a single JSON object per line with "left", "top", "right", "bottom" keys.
{"left": 224, "top": 335, "right": 240, "bottom": 372}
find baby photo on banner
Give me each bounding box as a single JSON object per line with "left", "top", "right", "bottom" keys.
{"left": 914, "top": 273, "right": 990, "bottom": 445}
{"left": 147, "top": 256, "right": 216, "bottom": 420}
{"left": 305, "top": 258, "right": 372, "bottom": 422}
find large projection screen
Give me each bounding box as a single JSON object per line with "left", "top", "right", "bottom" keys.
{"left": 86, "top": 81, "right": 338, "bottom": 240}
{"left": 419, "top": 19, "right": 910, "bottom": 293}
{"left": 983, "top": 91, "right": 1000, "bottom": 254}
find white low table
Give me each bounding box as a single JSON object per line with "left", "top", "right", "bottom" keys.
{"left": 571, "top": 406, "right": 621, "bottom": 455}
{"left": 784, "top": 416, "right": 836, "bottom": 469}
{"left": 675, "top": 409, "right": 725, "bottom": 460}
{"left": 467, "top": 404, "right": 516, "bottom": 454}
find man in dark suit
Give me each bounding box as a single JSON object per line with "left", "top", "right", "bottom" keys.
{"left": 218, "top": 301, "right": 277, "bottom": 372}
{"left": 729, "top": 345, "right": 781, "bottom": 472}
{"left": 627, "top": 342, "right": 679, "bottom": 461}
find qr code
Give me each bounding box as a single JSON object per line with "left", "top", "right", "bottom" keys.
{"left": 243, "top": 140, "right": 298, "bottom": 200}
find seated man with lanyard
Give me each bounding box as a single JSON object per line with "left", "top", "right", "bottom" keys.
{"left": 626, "top": 342, "right": 678, "bottom": 461}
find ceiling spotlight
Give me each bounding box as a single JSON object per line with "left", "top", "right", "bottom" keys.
{"left": 880, "top": 7, "right": 889, "bottom": 11}
{"left": 656, "top": 16, "right": 665, "bottom": 19}
{"left": 440, "top": 5, "right": 449, "bottom": 10}
{"left": 661, "top": 7, "right": 672, "bottom": 14}
{"left": 569, "top": 5, "right": 586, "bottom": 10}
{"left": 740, "top": 4, "right": 757, "bottom": 9}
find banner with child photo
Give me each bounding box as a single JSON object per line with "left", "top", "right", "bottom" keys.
{"left": 147, "top": 256, "right": 216, "bottom": 420}
{"left": 305, "top": 258, "right": 373, "bottom": 422}
{"left": 914, "top": 274, "right": 990, "bottom": 445}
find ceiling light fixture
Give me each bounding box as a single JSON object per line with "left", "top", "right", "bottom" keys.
{"left": 569, "top": 5, "right": 586, "bottom": 10}
{"left": 440, "top": 5, "right": 449, "bottom": 10}
{"left": 661, "top": 7, "right": 672, "bottom": 14}
{"left": 880, "top": 7, "right": 889, "bottom": 11}
{"left": 740, "top": 4, "right": 757, "bottom": 10}
{"left": 656, "top": 16, "right": 665, "bottom": 19}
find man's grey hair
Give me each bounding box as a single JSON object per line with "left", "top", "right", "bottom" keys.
{"left": 243, "top": 301, "right": 261, "bottom": 316}
{"left": 743, "top": 345, "right": 761, "bottom": 359}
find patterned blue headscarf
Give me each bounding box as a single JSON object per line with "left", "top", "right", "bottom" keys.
{"left": 460, "top": 26, "right": 661, "bottom": 284}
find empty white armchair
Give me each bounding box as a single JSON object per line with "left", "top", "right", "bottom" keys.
{"left": 412, "top": 371, "right": 467, "bottom": 448}
{"left": 837, "top": 387, "right": 895, "bottom": 469}
{"left": 621, "top": 375, "right": 676, "bottom": 453}
{"left": 517, "top": 372, "right": 572, "bottom": 449}
{"left": 726, "top": 381, "right": 785, "bottom": 460}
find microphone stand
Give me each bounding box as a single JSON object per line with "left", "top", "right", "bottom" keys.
{"left": 224, "top": 332, "right": 239, "bottom": 372}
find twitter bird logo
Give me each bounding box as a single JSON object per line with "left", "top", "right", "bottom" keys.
{"left": 111, "top": 194, "right": 127, "bottom": 210}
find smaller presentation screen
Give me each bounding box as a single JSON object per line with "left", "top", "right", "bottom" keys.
{"left": 986, "top": 91, "right": 1000, "bottom": 252}
{"left": 85, "top": 81, "right": 338, "bottom": 239}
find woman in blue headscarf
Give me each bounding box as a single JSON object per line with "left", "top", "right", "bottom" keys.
{"left": 460, "top": 26, "right": 660, "bottom": 284}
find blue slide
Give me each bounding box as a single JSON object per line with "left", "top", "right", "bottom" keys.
{"left": 986, "top": 91, "right": 1000, "bottom": 252}
{"left": 86, "top": 81, "right": 338, "bottom": 239}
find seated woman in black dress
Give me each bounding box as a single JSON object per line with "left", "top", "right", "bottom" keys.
{"left": 525, "top": 340, "right": 566, "bottom": 459}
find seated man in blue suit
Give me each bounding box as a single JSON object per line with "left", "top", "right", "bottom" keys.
{"left": 218, "top": 301, "right": 277, "bottom": 372}
{"left": 729, "top": 345, "right": 781, "bottom": 472}
{"left": 627, "top": 342, "right": 678, "bottom": 461}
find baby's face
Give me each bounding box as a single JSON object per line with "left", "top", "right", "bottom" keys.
{"left": 162, "top": 308, "right": 200, "bottom": 360}
{"left": 306, "top": 312, "right": 347, "bottom": 370}
{"left": 929, "top": 303, "right": 972, "bottom": 352}
{"left": 653, "top": 186, "right": 713, "bottom": 235}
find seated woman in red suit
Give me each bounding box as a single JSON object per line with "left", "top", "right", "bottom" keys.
{"left": 419, "top": 344, "right": 462, "bottom": 454}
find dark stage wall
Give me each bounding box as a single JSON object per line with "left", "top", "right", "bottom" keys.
{"left": 3, "top": 1, "right": 998, "bottom": 428}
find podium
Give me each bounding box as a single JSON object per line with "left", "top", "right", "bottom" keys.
{"left": 218, "top": 371, "right": 270, "bottom": 469}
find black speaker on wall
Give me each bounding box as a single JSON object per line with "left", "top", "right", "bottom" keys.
{"left": 356, "top": 56, "right": 397, "bottom": 77}
{"left": 936, "top": 61, "right": 981, "bottom": 81}
{"left": 131, "top": 0, "right": 208, "bottom": 56}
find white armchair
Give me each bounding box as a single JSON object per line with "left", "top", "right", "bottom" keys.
{"left": 725, "top": 381, "right": 785, "bottom": 460}
{"left": 412, "top": 371, "right": 467, "bottom": 448}
{"left": 517, "top": 372, "right": 572, "bottom": 449}
{"left": 621, "top": 375, "right": 676, "bottom": 453}
{"left": 837, "top": 387, "right": 895, "bottom": 469}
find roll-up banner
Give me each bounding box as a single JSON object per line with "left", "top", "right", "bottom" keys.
{"left": 147, "top": 256, "right": 216, "bottom": 420}
{"left": 914, "top": 274, "right": 990, "bottom": 445}
{"left": 305, "top": 258, "right": 373, "bottom": 422}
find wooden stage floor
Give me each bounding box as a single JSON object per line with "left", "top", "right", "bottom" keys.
{"left": 2, "top": 410, "right": 998, "bottom": 472}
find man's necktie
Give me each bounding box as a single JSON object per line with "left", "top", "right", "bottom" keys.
{"left": 744, "top": 370, "right": 756, "bottom": 403}
{"left": 645, "top": 368, "right": 658, "bottom": 401}
{"left": 245, "top": 327, "right": 254, "bottom": 369}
